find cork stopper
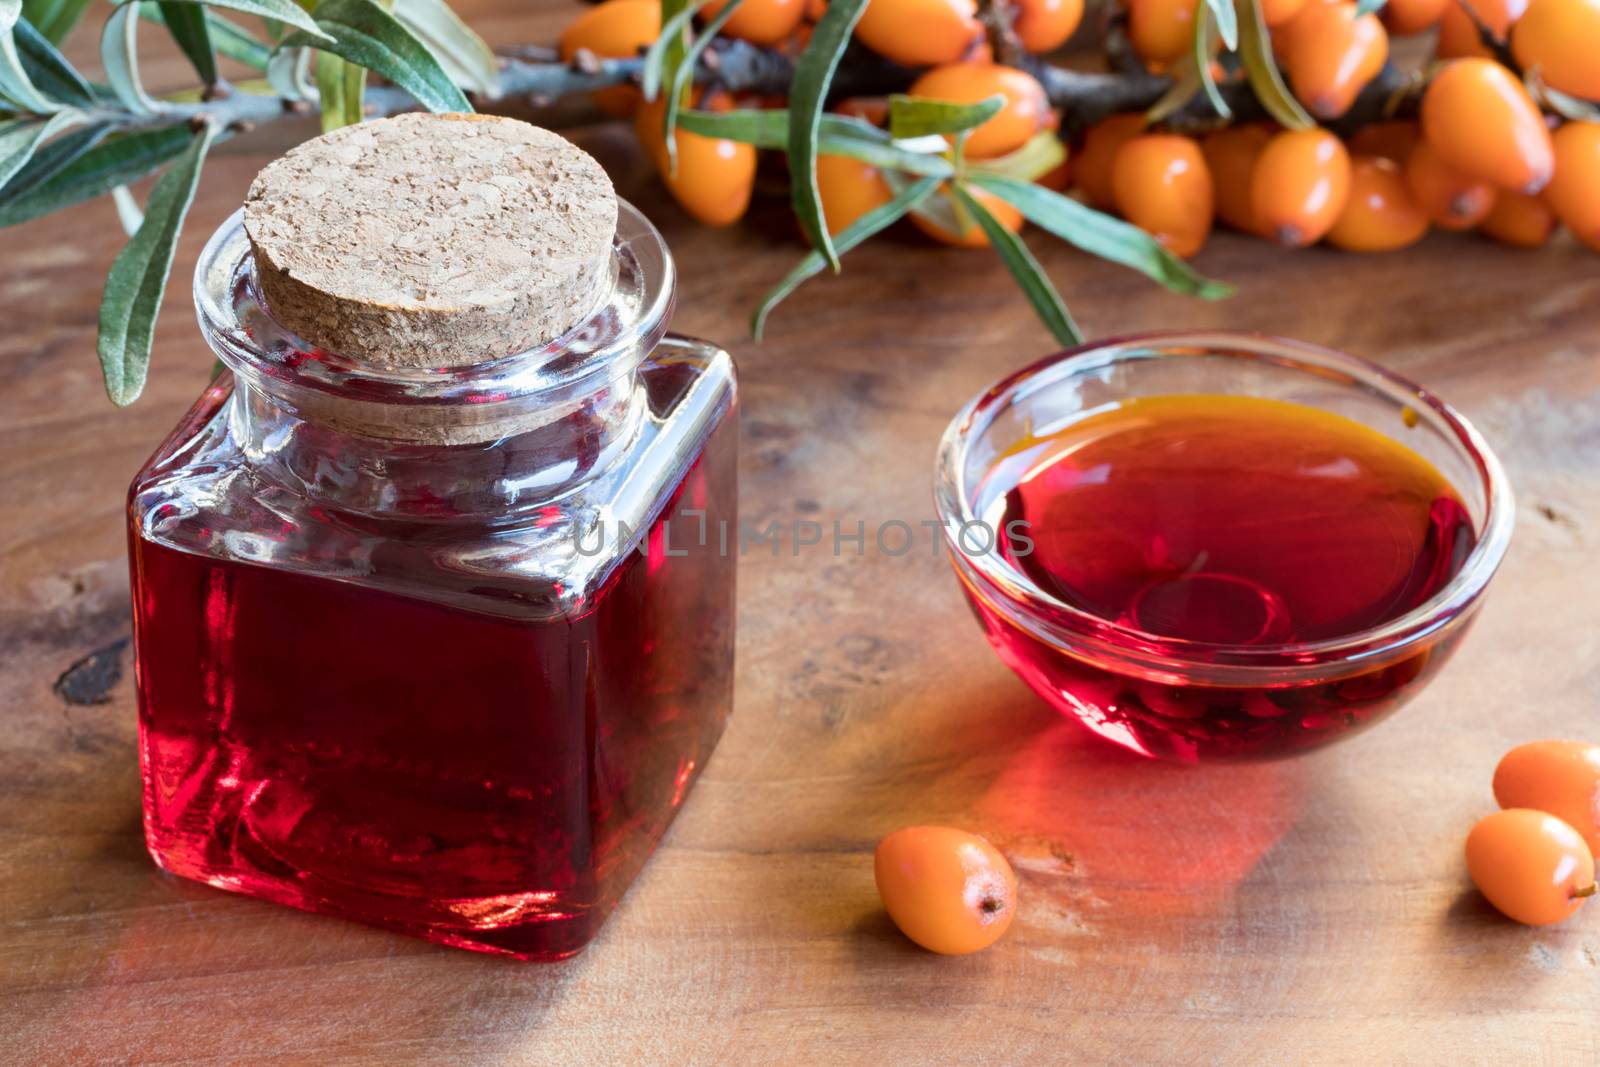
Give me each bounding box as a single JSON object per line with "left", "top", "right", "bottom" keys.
{"left": 243, "top": 112, "right": 617, "bottom": 367}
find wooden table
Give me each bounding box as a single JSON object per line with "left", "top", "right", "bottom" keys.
{"left": 4, "top": 5, "right": 1599, "bottom": 1062}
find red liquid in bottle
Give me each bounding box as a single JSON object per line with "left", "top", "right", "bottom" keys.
{"left": 130, "top": 402, "right": 736, "bottom": 959}
{"left": 967, "top": 395, "right": 1476, "bottom": 761}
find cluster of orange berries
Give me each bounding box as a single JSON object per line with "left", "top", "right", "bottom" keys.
{"left": 1468, "top": 740, "right": 1600, "bottom": 925}
{"left": 557, "top": 0, "right": 1600, "bottom": 256}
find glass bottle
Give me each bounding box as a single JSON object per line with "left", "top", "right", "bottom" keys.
{"left": 126, "top": 115, "right": 737, "bottom": 959}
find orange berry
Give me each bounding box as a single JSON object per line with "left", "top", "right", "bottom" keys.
{"left": 1014, "top": 0, "right": 1085, "bottom": 51}
{"left": 559, "top": 0, "right": 661, "bottom": 117}
{"left": 911, "top": 183, "right": 1024, "bottom": 247}
{"left": 1128, "top": 0, "right": 1199, "bottom": 69}
{"left": 854, "top": 0, "right": 983, "bottom": 66}
{"left": 1493, "top": 741, "right": 1600, "bottom": 853}
{"left": 1327, "top": 156, "right": 1430, "bottom": 250}
{"left": 1075, "top": 112, "right": 1146, "bottom": 210}
{"left": 1347, "top": 119, "right": 1420, "bottom": 164}
{"left": 702, "top": 0, "right": 805, "bottom": 45}
{"left": 1201, "top": 123, "right": 1273, "bottom": 234}
{"left": 1544, "top": 121, "right": 1600, "bottom": 250}
{"left": 908, "top": 63, "right": 1049, "bottom": 160}
{"left": 1404, "top": 139, "right": 1495, "bottom": 228}
{"left": 874, "top": 826, "right": 1018, "bottom": 955}
{"left": 1512, "top": 0, "right": 1600, "bottom": 100}
{"left": 1479, "top": 190, "right": 1559, "bottom": 245}
{"left": 1280, "top": 2, "right": 1389, "bottom": 119}
{"left": 1422, "top": 59, "right": 1555, "bottom": 193}
{"left": 1251, "top": 127, "right": 1352, "bottom": 246}
{"left": 1437, "top": 0, "right": 1528, "bottom": 56}
{"left": 635, "top": 93, "right": 757, "bottom": 227}
{"left": 1111, "top": 133, "right": 1214, "bottom": 257}
{"left": 816, "top": 153, "right": 893, "bottom": 235}
{"left": 1260, "top": 0, "right": 1312, "bottom": 26}
{"left": 1466, "top": 809, "right": 1596, "bottom": 926}
{"left": 1381, "top": 0, "right": 1449, "bottom": 33}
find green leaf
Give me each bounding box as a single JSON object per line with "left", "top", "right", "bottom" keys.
{"left": 788, "top": 0, "right": 870, "bottom": 272}
{"left": 951, "top": 182, "right": 1081, "bottom": 348}
{"left": 13, "top": 15, "right": 96, "bottom": 107}
{"left": 157, "top": 1, "right": 219, "bottom": 85}
{"left": 98, "top": 122, "right": 213, "bottom": 406}
{"left": 0, "top": 106, "right": 78, "bottom": 189}
{"left": 966, "top": 128, "right": 1066, "bottom": 183}
{"left": 664, "top": 0, "right": 742, "bottom": 173}
{"left": 391, "top": 0, "right": 499, "bottom": 96}
{"left": 0, "top": 122, "right": 191, "bottom": 227}
{"left": 753, "top": 174, "right": 941, "bottom": 340}
{"left": 315, "top": 49, "right": 362, "bottom": 130}
{"left": 265, "top": 42, "right": 312, "bottom": 98}
{"left": 888, "top": 93, "right": 1004, "bottom": 139}
{"left": 1, "top": 0, "right": 56, "bottom": 112}
{"left": 1354, "top": 0, "right": 1385, "bottom": 13}
{"left": 641, "top": 0, "right": 697, "bottom": 103}
{"left": 110, "top": 181, "right": 142, "bottom": 233}
{"left": 280, "top": 0, "right": 470, "bottom": 113}
{"left": 140, "top": 3, "right": 270, "bottom": 70}
{"left": 21, "top": 0, "right": 94, "bottom": 44}
{"left": 675, "top": 107, "right": 956, "bottom": 176}
{"left": 1203, "top": 0, "right": 1238, "bottom": 50}
{"left": 969, "top": 174, "right": 1234, "bottom": 300}
{"left": 1184, "top": 4, "right": 1231, "bottom": 120}
{"left": 145, "top": 0, "right": 331, "bottom": 43}
{"left": 1236, "top": 0, "right": 1313, "bottom": 129}
{"left": 102, "top": 2, "right": 161, "bottom": 113}
{"left": 0, "top": 116, "right": 105, "bottom": 196}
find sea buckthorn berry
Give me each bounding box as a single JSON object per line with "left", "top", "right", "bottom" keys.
{"left": 1202, "top": 124, "right": 1273, "bottom": 234}
{"left": 1544, "top": 121, "right": 1600, "bottom": 250}
{"left": 1404, "top": 140, "right": 1495, "bottom": 229}
{"left": 1479, "top": 191, "right": 1558, "bottom": 245}
{"left": 1381, "top": 0, "right": 1449, "bottom": 33}
{"left": 1076, "top": 112, "right": 1147, "bottom": 210}
{"left": 908, "top": 63, "right": 1050, "bottom": 160}
{"left": 635, "top": 93, "right": 758, "bottom": 227}
{"left": 1512, "top": 0, "right": 1600, "bottom": 99}
{"left": 1348, "top": 119, "right": 1419, "bottom": 165}
{"left": 1422, "top": 59, "right": 1555, "bottom": 193}
{"left": 1495, "top": 741, "right": 1600, "bottom": 853}
{"left": 1112, "top": 134, "right": 1215, "bottom": 257}
{"left": 1279, "top": 2, "right": 1389, "bottom": 119}
{"left": 1128, "top": 0, "right": 1200, "bottom": 70}
{"left": 558, "top": 0, "right": 662, "bottom": 117}
{"left": 816, "top": 153, "right": 893, "bottom": 235}
{"left": 1437, "top": 0, "right": 1528, "bottom": 57}
{"left": 1014, "top": 0, "right": 1085, "bottom": 51}
{"left": 854, "top": 0, "right": 983, "bottom": 67}
{"left": 1260, "top": 0, "right": 1312, "bottom": 27}
{"left": 1251, "top": 127, "right": 1352, "bottom": 246}
{"left": 911, "top": 183, "right": 1025, "bottom": 247}
{"left": 1466, "top": 809, "right": 1596, "bottom": 925}
{"left": 874, "top": 826, "right": 1018, "bottom": 955}
{"left": 1327, "top": 156, "right": 1430, "bottom": 250}
{"left": 701, "top": 0, "right": 806, "bottom": 45}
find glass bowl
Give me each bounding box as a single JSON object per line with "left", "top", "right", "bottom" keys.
{"left": 934, "top": 332, "right": 1515, "bottom": 763}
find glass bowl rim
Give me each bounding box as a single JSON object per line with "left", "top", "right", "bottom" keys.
{"left": 933, "top": 330, "right": 1516, "bottom": 675}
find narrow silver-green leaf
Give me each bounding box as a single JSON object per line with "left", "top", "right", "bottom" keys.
{"left": 0, "top": 117, "right": 105, "bottom": 196}
{"left": 14, "top": 14, "right": 96, "bottom": 107}
{"left": 1, "top": 0, "right": 55, "bottom": 112}
{"left": 1236, "top": 0, "right": 1312, "bottom": 129}
{"left": 280, "top": 0, "right": 470, "bottom": 113}
{"left": 1204, "top": 0, "right": 1238, "bottom": 50}
{"left": 753, "top": 174, "right": 941, "bottom": 341}
{"left": 951, "top": 182, "right": 1081, "bottom": 348}
{"left": 111, "top": 182, "right": 142, "bottom": 233}
{"left": 102, "top": 2, "right": 162, "bottom": 113}
{"left": 0, "top": 106, "right": 78, "bottom": 189}
{"left": 265, "top": 42, "right": 312, "bottom": 98}
{"left": 392, "top": 0, "right": 499, "bottom": 96}
{"left": 157, "top": 1, "right": 219, "bottom": 84}
{"left": 139, "top": 4, "right": 270, "bottom": 70}
{"left": 97, "top": 122, "right": 213, "bottom": 406}
{"left": 788, "top": 0, "right": 870, "bottom": 272}
{"left": 144, "top": 0, "right": 331, "bottom": 42}
{"left": 0, "top": 122, "right": 191, "bottom": 227}
{"left": 664, "top": 0, "right": 743, "bottom": 173}
{"left": 315, "top": 49, "right": 360, "bottom": 130}
{"left": 676, "top": 107, "right": 956, "bottom": 176}
{"left": 888, "top": 93, "right": 1004, "bottom": 139}
{"left": 965, "top": 128, "right": 1067, "bottom": 183}
{"left": 970, "top": 173, "right": 1234, "bottom": 300}
{"left": 22, "top": 0, "right": 95, "bottom": 44}
{"left": 1192, "top": 6, "right": 1231, "bottom": 119}
{"left": 641, "top": 0, "right": 696, "bottom": 103}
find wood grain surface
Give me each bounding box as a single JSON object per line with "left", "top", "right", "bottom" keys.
{"left": 3, "top": 5, "right": 1600, "bottom": 1063}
